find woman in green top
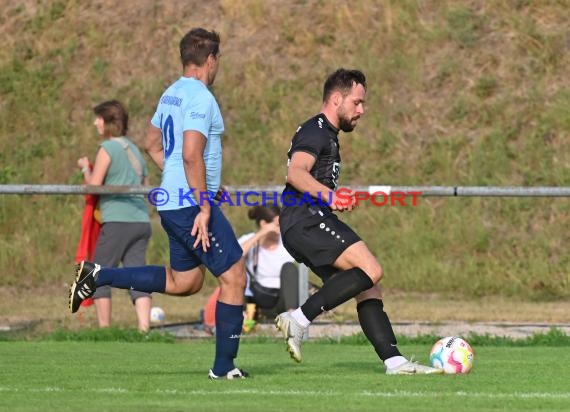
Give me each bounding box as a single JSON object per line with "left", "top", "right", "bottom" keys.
{"left": 77, "top": 100, "right": 152, "bottom": 331}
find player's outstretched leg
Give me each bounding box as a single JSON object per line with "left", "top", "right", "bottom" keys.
{"left": 69, "top": 261, "right": 101, "bottom": 313}
{"left": 275, "top": 311, "right": 306, "bottom": 363}
{"left": 69, "top": 261, "right": 167, "bottom": 313}
{"left": 276, "top": 267, "right": 373, "bottom": 363}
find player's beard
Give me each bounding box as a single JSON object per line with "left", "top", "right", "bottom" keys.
{"left": 338, "top": 114, "right": 358, "bottom": 132}
{"left": 337, "top": 106, "right": 359, "bottom": 132}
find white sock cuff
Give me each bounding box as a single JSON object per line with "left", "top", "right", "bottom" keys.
{"left": 384, "top": 356, "right": 407, "bottom": 370}
{"left": 291, "top": 308, "right": 311, "bottom": 328}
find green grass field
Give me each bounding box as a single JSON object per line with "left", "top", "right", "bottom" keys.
{"left": 1, "top": 334, "right": 569, "bottom": 412}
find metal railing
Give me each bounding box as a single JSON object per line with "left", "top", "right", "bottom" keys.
{"left": 2, "top": 184, "right": 570, "bottom": 197}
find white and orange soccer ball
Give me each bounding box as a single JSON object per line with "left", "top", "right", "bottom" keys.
{"left": 429, "top": 336, "right": 474, "bottom": 374}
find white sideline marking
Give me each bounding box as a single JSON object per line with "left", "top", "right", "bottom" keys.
{"left": 0, "top": 387, "right": 569, "bottom": 399}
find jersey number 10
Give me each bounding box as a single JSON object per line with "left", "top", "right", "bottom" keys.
{"left": 160, "top": 113, "right": 175, "bottom": 160}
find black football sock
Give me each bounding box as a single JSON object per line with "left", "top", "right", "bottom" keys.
{"left": 357, "top": 298, "right": 402, "bottom": 361}
{"left": 300, "top": 268, "right": 373, "bottom": 321}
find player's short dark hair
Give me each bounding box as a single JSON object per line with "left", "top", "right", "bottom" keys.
{"left": 93, "top": 100, "right": 128, "bottom": 137}
{"left": 323, "top": 69, "right": 367, "bottom": 102}
{"left": 179, "top": 28, "right": 221, "bottom": 67}
{"left": 248, "top": 204, "right": 281, "bottom": 226}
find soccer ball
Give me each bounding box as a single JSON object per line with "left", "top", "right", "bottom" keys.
{"left": 429, "top": 336, "right": 474, "bottom": 374}
{"left": 150, "top": 306, "right": 165, "bottom": 324}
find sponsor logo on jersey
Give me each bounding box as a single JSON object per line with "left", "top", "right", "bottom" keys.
{"left": 190, "top": 111, "right": 206, "bottom": 119}
{"left": 160, "top": 95, "right": 182, "bottom": 107}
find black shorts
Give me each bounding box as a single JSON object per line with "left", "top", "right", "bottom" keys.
{"left": 281, "top": 205, "right": 361, "bottom": 278}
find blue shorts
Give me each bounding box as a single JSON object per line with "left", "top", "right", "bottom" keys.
{"left": 159, "top": 206, "right": 243, "bottom": 276}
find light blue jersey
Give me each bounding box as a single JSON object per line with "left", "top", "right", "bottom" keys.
{"left": 151, "top": 77, "right": 224, "bottom": 210}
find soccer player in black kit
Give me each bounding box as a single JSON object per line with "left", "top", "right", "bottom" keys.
{"left": 276, "top": 68, "right": 442, "bottom": 375}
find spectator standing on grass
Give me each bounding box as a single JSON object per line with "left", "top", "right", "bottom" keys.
{"left": 69, "top": 28, "right": 249, "bottom": 379}
{"left": 77, "top": 100, "right": 152, "bottom": 332}
{"left": 275, "top": 68, "right": 442, "bottom": 375}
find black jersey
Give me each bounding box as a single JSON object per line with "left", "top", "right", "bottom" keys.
{"left": 284, "top": 113, "right": 341, "bottom": 195}
{"left": 280, "top": 114, "right": 341, "bottom": 233}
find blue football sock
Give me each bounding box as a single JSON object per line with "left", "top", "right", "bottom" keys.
{"left": 212, "top": 301, "right": 243, "bottom": 376}
{"left": 96, "top": 266, "right": 166, "bottom": 293}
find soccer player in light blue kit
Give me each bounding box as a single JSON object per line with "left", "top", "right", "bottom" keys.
{"left": 69, "top": 28, "right": 249, "bottom": 379}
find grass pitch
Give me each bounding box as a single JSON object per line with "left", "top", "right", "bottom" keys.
{"left": 1, "top": 337, "right": 569, "bottom": 412}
